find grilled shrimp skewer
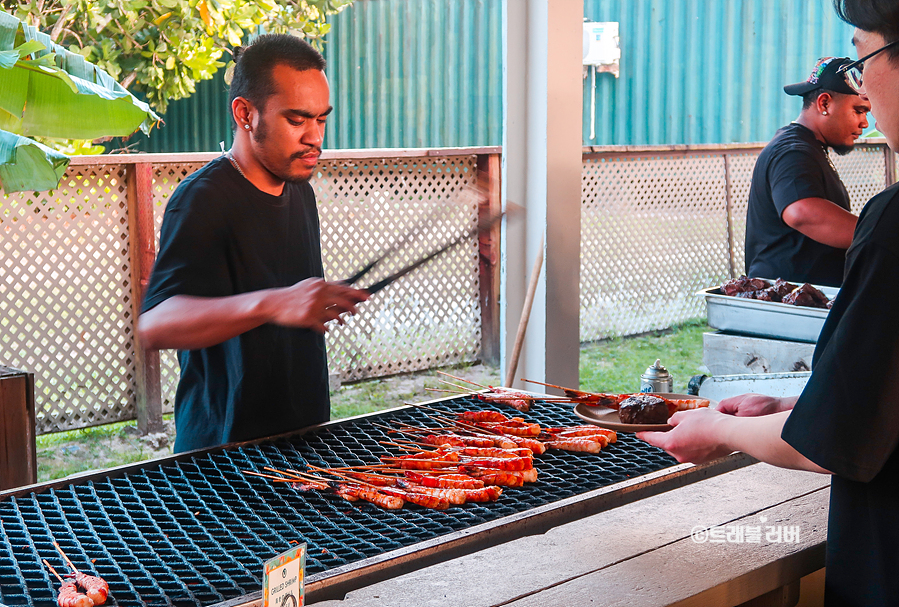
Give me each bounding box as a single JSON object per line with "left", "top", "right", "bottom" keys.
{"left": 54, "top": 543, "right": 108, "bottom": 606}
{"left": 44, "top": 560, "right": 94, "bottom": 607}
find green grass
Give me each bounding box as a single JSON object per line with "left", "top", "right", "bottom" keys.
{"left": 36, "top": 415, "right": 175, "bottom": 482}
{"left": 580, "top": 318, "right": 709, "bottom": 394}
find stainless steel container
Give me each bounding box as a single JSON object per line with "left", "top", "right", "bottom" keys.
{"left": 697, "top": 283, "right": 838, "bottom": 344}
{"left": 640, "top": 359, "right": 674, "bottom": 393}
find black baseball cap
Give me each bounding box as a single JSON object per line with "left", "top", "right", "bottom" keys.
{"left": 783, "top": 57, "right": 858, "bottom": 96}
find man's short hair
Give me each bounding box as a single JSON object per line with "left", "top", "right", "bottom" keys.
{"left": 229, "top": 34, "right": 326, "bottom": 130}
{"left": 833, "top": 0, "right": 899, "bottom": 61}
{"left": 801, "top": 89, "right": 841, "bottom": 110}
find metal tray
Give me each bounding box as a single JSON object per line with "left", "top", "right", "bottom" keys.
{"left": 698, "top": 282, "right": 839, "bottom": 343}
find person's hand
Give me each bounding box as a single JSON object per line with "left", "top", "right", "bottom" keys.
{"left": 716, "top": 393, "right": 792, "bottom": 417}
{"left": 637, "top": 408, "right": 735, "bottom": 465}
{"left": 266, "top": 278, "right": 369, "bottom": 332}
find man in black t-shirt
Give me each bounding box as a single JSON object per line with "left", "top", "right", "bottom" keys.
{"left": 138, "top": 35, "right": 368, "bottom": 452}
{"left": 640, "top": 3, "right": 899, "bottom": 603}
{"left": 745, "top": 56, "right": 870, "bottom": 287}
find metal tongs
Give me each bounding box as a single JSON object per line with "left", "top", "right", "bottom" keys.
{"left": 342, "top": 201, "right": 509, "bottom": 294}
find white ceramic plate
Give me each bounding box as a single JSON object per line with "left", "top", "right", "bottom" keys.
{"left": 573, "top": 393, "right": 716, "bottom": 433}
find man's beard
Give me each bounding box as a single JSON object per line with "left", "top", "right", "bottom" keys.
{"left": 831, "top": 143, "right": 855, "bottom": 156}
{"left": 252, "top": 117, "right": 320, "bottom": 183}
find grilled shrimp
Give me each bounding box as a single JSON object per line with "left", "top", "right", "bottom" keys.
{"left": 456, "top": 411, "right": 509, "bottom": 423}
{"left": 396, "top": 481, "right": 467, "bottom": 505}
{"left": 459, "top": 485, "right": 504, "bottom": 502}
{"left": 455, "top": 446, "right": 533, "bottom": 459}
{"left": 475, "top": 420, "right": 542, "bottom": 437}
{"left": 460, "top": 456, "right": 533, "bottom": 471}
{"left": 503, "top": 434, "right": 547, "bottom": 454}
{"left": 57, "top": 581, "right": 94, "bottom": 607}
{"left": 380, "top": 487, "right": 450, "bottom": 510}
{"left": 404, "top": 471, "right": 484, "bottom": 489}
{"left": 74, "top": 573, "right": 108, "bottom": 605}
{"left": 459, "top": 466, "right": 538, "bottom": 485}
{"left": 339, "top": 484, "right": 404, "bottom": 509}
{"left": 545, "top": 437, "right": 604, "bottom": 453}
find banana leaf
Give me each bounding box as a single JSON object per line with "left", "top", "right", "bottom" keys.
{"left": 0, "top": 9, "right": 159, "bottom": 192}
{"left": 0, "top": 128, "right": 69, "bottom": 194}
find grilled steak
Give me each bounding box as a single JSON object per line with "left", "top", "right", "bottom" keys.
{"left": 782, "top": 283, "right": 830, "bottom": 309}
{"left": 721, "top": 276, "right": 771, "bottom": 296}
{"left": 618, "top": 394, "right": 669, "bottom": 425}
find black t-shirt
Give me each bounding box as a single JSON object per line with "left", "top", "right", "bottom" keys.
{"left": 744, "top": 123, "right": 851, "bottom": 287}
{"left": 782, "top": 182, "right": 899, "bottom": 606}
{"left": 142, "top": 156, "right": 330, "bottom": 453}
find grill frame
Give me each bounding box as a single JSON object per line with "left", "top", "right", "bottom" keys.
{"left": 1, "top": 397, "right": 753, "bottom": 606}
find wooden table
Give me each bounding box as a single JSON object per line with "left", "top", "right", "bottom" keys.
{"left": 312, "top": 462, "right": 829, "bottom": 607}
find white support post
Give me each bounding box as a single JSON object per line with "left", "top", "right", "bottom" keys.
{"left": 501, "top": 0, "right": 583, "bottom": 390}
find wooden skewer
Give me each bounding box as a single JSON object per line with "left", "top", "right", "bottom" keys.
{"left": 425, "top": 387, "right": 466, "bottom": 395}
{"left": 53, "top": 542, "right": 79, "bottom": 575}
{"left": 436, "top": 370, "right": 488, "bottom": 389}
{"left": 378, "top": 440, "right": 421, "bottom": 452}
{"left": 264, "top": 466, "right": 305, "bottom": 480}
{"left": 43, "top": 559, "right": 64, "bottom": 583}
{"left": 307, "top": 465, "right": 382, "bottom": 489}
{"left": 436, "top": 378, "right": 476, "bottom": 393}
{"left": 243, "top": 470, "right": 294, "bottom": 482}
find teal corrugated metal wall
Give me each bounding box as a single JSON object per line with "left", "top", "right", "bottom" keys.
{"left": 582, "top": 0, "right": 856, "bottom": 144}
{"left": 325, "top": 0, "right": 503, "bottom": 148}
{"left": 118, "top": 0, "right": 855, "bottom": 152}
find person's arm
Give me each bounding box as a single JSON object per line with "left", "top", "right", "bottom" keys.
{"left": 716, "top": 394, "right": 798, "bottom": 417}
{"left": 637, "top": 408, "right": 831, "bottom": 474}
{"left": 139, "top": 278, "right": 368, "bottom": 350}
{"left": 781, "top": 197, "right": 856, "bottom": 248}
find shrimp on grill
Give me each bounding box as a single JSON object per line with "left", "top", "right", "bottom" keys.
{"left": 56, "top": 581, "right": 94, "bottom": 607}
{"left": 545, "top": 437, "right": 604, "bottom": 453}
{"left": 395, "top": 481, "right": 468, "bottom": 505}
{"left": 544, "top": 426, "right": 617, "bottom": 443}
{"left": 339, "top": 484, "right": 405, "bottom": 510}
{"left": 53, "top": 543, "right": 109, "bottom": 606}
{"left": 454, "top": 446, "right": 533, "bottom": 459}
{"left": 379, "top": 487, "right": 451, "bottom": 510}
{"left": 460, "top": 465, "right": 539, "bottom": 485}
{"left": 382, "top": 451, "right": 461, "bottom": 469}
{"left": 431, "top": 371, "right": 536, "bottom": 412}
{"left": 473, "top": 389, "right": 535, "bottom": 412}
{"left": 44, "top": 560, "right": 94, "bottom": 607}
{"left": 460, "top": 456, "right": 533, "bottom": 471}
{"left": 422, "top": 433, "right": 495, "bottom": 448}
{"left": 502, "top": 434, "right": 547, "bottom": 455}
{"left": 458, "top": 485, "right": 504, "bottom": 502}
{"left": 474, "top": 419, "right": 542, "bottom": 437}
{"left": 521, "top": 379, "right": 628, "bottom": 407}
{"left": 403, "top": 471, "right": 484, "bottom": 489}
{"left": 456, "top": 410, "right": 509, "bottom": 423}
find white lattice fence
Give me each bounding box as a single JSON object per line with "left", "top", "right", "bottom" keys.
{"left": 1, "top": 166, "right": 137, "bottom": 432}
{"left": 315, "top": 156, "right": 481, "bottom": 381}
{"left": 581, "top": 153, "right": 732, "bottom": 341}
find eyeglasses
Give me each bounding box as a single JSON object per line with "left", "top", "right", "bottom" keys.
{"left": 837, "top": 39, "right": 899, "bottom": 93}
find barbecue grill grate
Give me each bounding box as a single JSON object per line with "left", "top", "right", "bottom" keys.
{"left": 0, "top": 396, "right": 677, "bottom": 607}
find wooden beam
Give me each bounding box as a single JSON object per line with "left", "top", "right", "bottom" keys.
{"left": 0, "top": 366, "right": 36, "bottom": 490}
{"left": 126, "top": 163, "right": 164, "bottom": 434}
{"left": 477, "top": 153, "right": 502, "bottom": 366}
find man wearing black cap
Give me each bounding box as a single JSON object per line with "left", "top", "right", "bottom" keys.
{"left": 744, "top": 56, "right": 870, "bottom": 287}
